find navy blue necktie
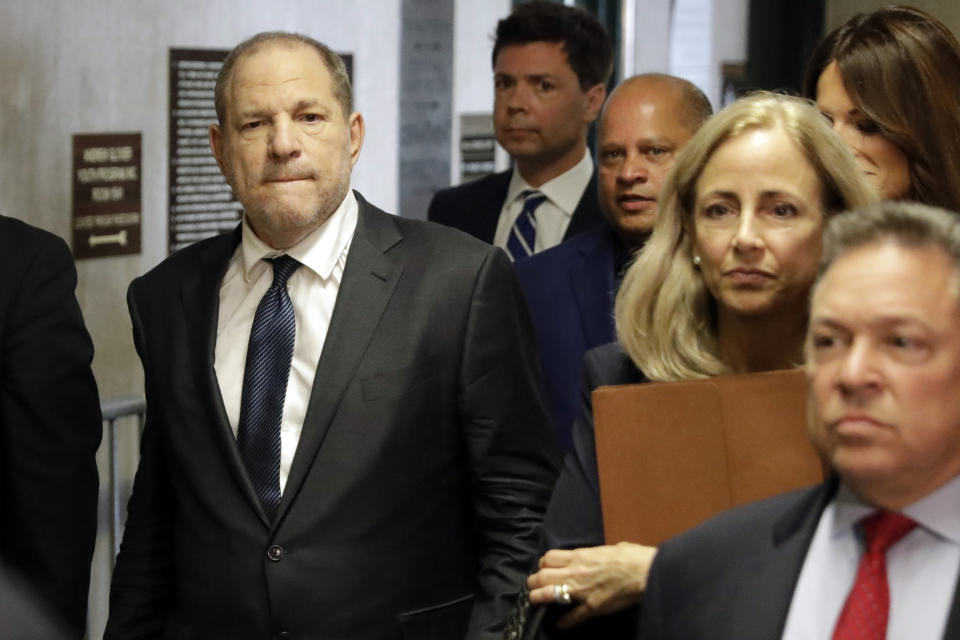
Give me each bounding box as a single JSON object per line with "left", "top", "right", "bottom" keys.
{"left": 237, "top": 255, "right": 301, "bottom": 520}
{"left": 506, "top": 190, "right": 547, "bottom": 261}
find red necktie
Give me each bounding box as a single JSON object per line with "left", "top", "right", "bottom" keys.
{"left": 832, "top": 510, "right": 917, "bottom": 640}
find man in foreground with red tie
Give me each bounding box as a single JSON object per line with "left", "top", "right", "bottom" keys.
{"left": 636, "top": 200, "right": 960, "bottom": 639}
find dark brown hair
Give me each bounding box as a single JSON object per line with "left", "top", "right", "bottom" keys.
{"left": 492, "top": 1, "right": 613, "bottom": 91}
{"left": 215, "top": 32, "right": 352, "bottom": 126}
{"left": 803, "top": 6, "right": 960, "bottom": 212}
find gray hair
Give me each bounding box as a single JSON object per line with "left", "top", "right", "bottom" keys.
{"left": 214, "top": 31, "right": 352, "bottom": 126}
{"left": 818, "top": 201, "right": 960, "bottom": 283}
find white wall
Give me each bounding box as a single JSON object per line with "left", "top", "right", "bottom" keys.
{"left": 626, "top": 0, "right": 748, "bottom": 111}
{"left": 630, "top": 1, "right": 673, "bottom": 74}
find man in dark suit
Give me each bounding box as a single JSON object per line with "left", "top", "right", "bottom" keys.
{"left": 105, "top": 32, "right": 557, "bottom": 640}
{"left": 513, "top": 74, "right": 712, "bottom": 452}
{"left": 638, "top": 202, "right": 960, "bottom": 639}
{"left": 428, "top": 2, "right": 612, "bottom": 259}
{"left": 0, "top": 215, "right": 101, "bottom": 637}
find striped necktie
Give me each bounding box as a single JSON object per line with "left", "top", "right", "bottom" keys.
{"left": 236, "top": 255, "right": 301, "bottom": 521}
{"left": 506, "top": 189, "right": 547, "bottom": 261}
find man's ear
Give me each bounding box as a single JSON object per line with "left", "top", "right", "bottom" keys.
{"left": 209, "top": 124, "right": 228, "bottom": 175}
{"left": 348, "top": 112, "right": 365, "bottom": 166}
{"left": 584, "top": 83, "right": 607, "bottom": 124}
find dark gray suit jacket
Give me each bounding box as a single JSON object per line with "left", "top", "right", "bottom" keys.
{"left": 427, "top": 170, "right": 604, "bottom": 245}
{"left": 637, "top": 480, "right": 960, "bottom": 639}
{"left": 105, "top": 194, "right": 558, "bottom": 640}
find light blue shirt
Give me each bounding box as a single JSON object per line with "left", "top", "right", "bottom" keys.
{"left": 782, "top": 474, "right": 960, "bottom": 639}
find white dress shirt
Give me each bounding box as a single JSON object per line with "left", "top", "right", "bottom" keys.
{"left": 492, "top": 150, "right": 593, "bottom": 254}
{"left": 214, "top": 190, "right": 358, "bottom": 494}
{"left": 782, "top": 474, "right": 960, "bottom": 640}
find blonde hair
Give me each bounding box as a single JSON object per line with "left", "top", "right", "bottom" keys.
{"left": 614, "top": 92, "right": 877, "bottom": 381}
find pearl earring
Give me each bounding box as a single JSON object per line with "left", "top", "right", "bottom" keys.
{"left": 693, "top": 254, "right": 701, "bottom": 266}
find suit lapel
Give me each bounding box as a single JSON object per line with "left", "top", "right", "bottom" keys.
{"left": 570, "top": 227, "right": 617, "bottom": 346}
{"left": 276, "top": 195, "right": 403, "bottom": 521}
{"left": 179, "top": 228, "right": 272, "bottom": 527}
{"left": 475, "top": 171, "right": 510, "bottom": 243}
{"left": 563, "top": 169, "right": 602, "bottom": 240}
{"left": 729, "top": 482, "right": 836, "bottom": 639}
{"left": 941, "top": 573, "right": 960, "bottom": 638}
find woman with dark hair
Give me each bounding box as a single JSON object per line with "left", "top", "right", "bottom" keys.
{"left": 804, "top": 5, "right": 960, "bottom": 210}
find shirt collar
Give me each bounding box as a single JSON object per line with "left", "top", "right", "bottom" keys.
{"left": 239, "top": 189, "right": 358, "bottom": 282}
{"left": 504, "top": 149, "right": 593, "bottom": 216}
{"left": 832, "top": 474, "right": 960, "bottom": 545}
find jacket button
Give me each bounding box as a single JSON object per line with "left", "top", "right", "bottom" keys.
{"left": 267, "top": 544, "right": 285, "bottom": 562}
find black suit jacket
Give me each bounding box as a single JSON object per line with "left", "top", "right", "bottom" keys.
{"left": 538, "top": 343, "right": 644, "bottom": 640}
{"left": 514, "top": 226, "right": 620, "bottom": 454}
{"left": 543, "top": 343, "right": 643, "bottom": 553}
{"left": 427, "top": 170, "right": 604, "bottom": 246}
{"left": 637, "top": 480, "right": 960, "bottom": 639}
{"left": 0, "top": 215, "right": 101, "bottom": 637}
{"left": 106, "top": 194, "right": 558, "bottom": 640}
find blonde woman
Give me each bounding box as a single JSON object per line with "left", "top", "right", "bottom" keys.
{"left": 526, "top": 92, "right": 877, "bottom": 637}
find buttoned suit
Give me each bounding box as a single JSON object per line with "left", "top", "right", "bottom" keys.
{"left": 0, "top": 215, "right": 101, "bottom": 637}
{"left": 637, "top": 479, "right": 960, "bottom": 639}
{"left": 513, "top": 226, "right": 620, "bottom": 453}
{"left": 427, "top": 170, "right": 604, "bottom": 245}
{"left": 105, "top": 194, "right": 558, "bottom": 640}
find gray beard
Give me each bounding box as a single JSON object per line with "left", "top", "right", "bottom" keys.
{"left": 231, "top": 146, "right": 353, "bottom": 249}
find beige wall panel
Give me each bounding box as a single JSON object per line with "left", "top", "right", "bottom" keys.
{"left": 827, "top": 0, "right": 960, "bottom": 34}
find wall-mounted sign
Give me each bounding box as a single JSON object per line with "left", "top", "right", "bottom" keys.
{"left": 459, "top": 114, "right": 496, "bottom": 183}
{"left": 168, "top": 48, "right": 237, "bottom": 255}
{"left": 72, "top": 132, "right": 142, "bottom": 259}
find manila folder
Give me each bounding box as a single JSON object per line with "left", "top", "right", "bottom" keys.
{"left": 593, "top": 369, "right": 824, "bottom": 546}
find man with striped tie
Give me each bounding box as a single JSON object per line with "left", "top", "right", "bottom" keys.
{"left": 428, "top": 2, "right": 612, "bottom": 258}
{"left": 635, "top": 202, "right": 960, "bottom": 639}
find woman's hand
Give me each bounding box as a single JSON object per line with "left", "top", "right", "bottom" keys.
{"left": 526, "top": 542, "right": 657, "bottom": 628}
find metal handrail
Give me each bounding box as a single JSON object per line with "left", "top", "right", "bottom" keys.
{"left": 100, "top": 395, "right": 146, "bottom": 560}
